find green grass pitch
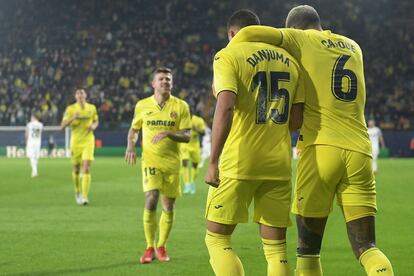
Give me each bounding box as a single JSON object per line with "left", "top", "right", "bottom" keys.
{"left": 0, "top": 157, "right": 412, "bottom": 275}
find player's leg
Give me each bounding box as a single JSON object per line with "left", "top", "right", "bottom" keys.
{"left": 157, "top": 195, "right": 176, "bottom": 261}
{"left": 205, "top": 177, "right": 255, "bottom": 276}
{"left": 140, "top": 189, "right": 159, "bottom": 264}
{"left": 181, "top": 159, "right": 191, "bottom": 194}
{"left": 189, "top": 148, "right": 201, "bottom": 194}
{"left": 80, "top": 145, "right": 94, "bottom": 204}
{"left": 140, "top": 164, "right": 163, "bottom": 264}
{"left": 80, "top": 159, "right": 92, "bottom": 204}
{"left": 292, "top": 145, "right": 345, "bottom": 276}
{"left": 70, "top": 147, "right": 82, "bottom": 204}
{"left": 340, "top": 151, "right": 393, "bottom": 275}
{"left": 372, "top": 148, "right": 379, "bottom": 174}
{"left": 155, "top": 173, "right": 181, "bottom": 261}
{"left": 205, "top": 221, "right": 243, "bottom": 276}
{"left": 255, "top": 180, "right": 292, "bottom": 276}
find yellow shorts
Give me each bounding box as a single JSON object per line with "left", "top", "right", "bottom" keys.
{"left": 205, "top": 176, "right": 291, "bottom": 227}
{"left": 292, "top": 145, "right": 377, "bottom": 217}
{"left": 181, "top": 146, "right": 201, "bottom": 164}
{"left": 142, "top": 162, "right": 181, "bottom": 198}
{"left": 70, "top": 144, "right": 94, "bottom": 165}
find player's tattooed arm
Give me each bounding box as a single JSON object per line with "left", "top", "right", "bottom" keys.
{"left": 152, "top": 129, "right": 191, "bottom": 144}
{"left": 125, "top": 128, "right": 139, "bottom": 165}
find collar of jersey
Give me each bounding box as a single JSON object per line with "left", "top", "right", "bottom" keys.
{"left": 151, "top": 95, "right": 171, "bottom": 110}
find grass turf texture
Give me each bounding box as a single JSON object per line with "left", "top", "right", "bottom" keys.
{"left": 0, "top": 157, "right": 412, "bottom": 276}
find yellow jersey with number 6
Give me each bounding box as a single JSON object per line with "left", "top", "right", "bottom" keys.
{"left": 230, "top": 27, "right": 371, "bottom": 157}
{"left": 213, "top": 41, "right": 305, "bottom": 180}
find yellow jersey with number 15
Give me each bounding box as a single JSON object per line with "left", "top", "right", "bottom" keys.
{"left": 213, "top": 41, "right": 305, "bottom": 180}
{"left": 230, "top": 27, "right": 371, "bottom": 157}
{"left": 131, "top": 95, "right": 191, "bottom": 173}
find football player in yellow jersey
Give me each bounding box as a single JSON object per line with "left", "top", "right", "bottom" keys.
{"left": 125, "top": 67, "right": 191, "bottom": 264}
{"left": 204, "top": 10, "right": 305, "bottom": 276}
{"left": 182, "top": 110, "right": 206, "bottom": 194}
{"left": 230, "top": 5, "right": 393, "bottom": 276}
{"left": 61, "top": 88, "right": 98, "bottom": 206}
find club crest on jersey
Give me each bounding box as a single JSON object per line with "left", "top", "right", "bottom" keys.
{"left": 170, "top": 111, "right": 178, "bottom": 119}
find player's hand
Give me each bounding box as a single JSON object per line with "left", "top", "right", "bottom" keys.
{"left": 152, "top": 131, "right": 170, "bottom": 144}
{"left": 205, "top": 162, "right": 220, "bottom": 188}
{"left": 87, "top": 124, "right": 97, "bottom": 132}
{"left": 72, "top": 112, "right": 80, "bottom": 120}
{"left": 125, "top": 148, "right": 136, "bottom": 166}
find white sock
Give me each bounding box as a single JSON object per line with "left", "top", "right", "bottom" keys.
{"left": 30, "top": 158, "right": 38, "bottom": 175}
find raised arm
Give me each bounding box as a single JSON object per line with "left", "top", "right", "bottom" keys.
{"left": 230, "top": 25, "right": 283, "bottom": 46}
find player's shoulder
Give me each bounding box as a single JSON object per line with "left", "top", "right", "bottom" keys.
{"left": 86, "top": 102, "right": 97, "bottom": 110}
{"left": 135, "top": 96, "right": 153, "bottom": 108}
{"left": 170, "top": 95, "right": 189, "bottom": 109}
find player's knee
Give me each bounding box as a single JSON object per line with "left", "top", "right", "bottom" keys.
{"left": 145, "top": 191, "right": 159, "bottom": 210}
{"left": 73, "top": 165, "right": 81, "bottom": 174}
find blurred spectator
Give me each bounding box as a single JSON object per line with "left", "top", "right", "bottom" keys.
{"left": 0, "top": 0, "right": 412, "bottom": 129}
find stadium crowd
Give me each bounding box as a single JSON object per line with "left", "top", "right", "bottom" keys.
{"left": 0, "top": 0, "right": 413, "bottom": 129}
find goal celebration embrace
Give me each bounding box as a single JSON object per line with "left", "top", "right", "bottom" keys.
{"left": 1, "top": 1, "right": 411, "bottom": 276}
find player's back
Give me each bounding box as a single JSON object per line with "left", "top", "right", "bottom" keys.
{"left": 281, "top": 29, "right": 371, "bottom": 156}
{"left": 27, "top": 121, "right": 43, "bottom": 145}
{"left": 214, "top": 41, "right": 304, "bottom": 180}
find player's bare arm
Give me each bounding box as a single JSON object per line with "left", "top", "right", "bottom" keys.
{"left": 205, "top": 91, "right": 236, "bottom": 188}
{"left": 152, "top": 129, "right": 191, "bottom": 144}
{"left": 125, "top": 128, "right": 139, "bottom": 165}
{"left": 60, "top": 112, "right": 80, "bottom": 129}
{"left": 289, "top": 103, "right": 304, "bottom": 133}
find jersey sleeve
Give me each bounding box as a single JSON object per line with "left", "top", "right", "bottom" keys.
{"left": 179, "top": 102, "right": 192, "bottom": 130}
{"left": 131, "top": 102, "right": 143, "bottom": 130}
{"left": 279, "top": 29, "right": 307, "bottom": 59}
{"left": 230, "top": 26, "right": 283, "bottom": 46}
{"left": 198, "top": 117, "right": 206, "bottom": 131}
{"left": 62, "top": 106, "right": 72, "bottom": 121}
{"left": 213, "top": 50, "right": 238, "bottom": 97}
{"left": 92, "top": 105, "right": 98, "bottom": 121}
{"left": 292, "top": 68, "right": 306, "bottom": 104}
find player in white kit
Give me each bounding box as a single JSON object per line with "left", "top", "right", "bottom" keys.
{"left": 367, "top": 119, "right": 385, "bottom": 174}
{"left": 198, "top": 126, "right": 211, "bottom": 168}
{"left": 26, "top": 115, "right": 43, "bottom": 177}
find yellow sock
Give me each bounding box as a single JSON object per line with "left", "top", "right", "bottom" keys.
{"left": 182, "top": 165, "right": 190, "bottom": 185}
{"left": 359, "top": 248, "right": 394, "bottom": 275}
{"left": 205, "top": 230, "right": 245, "bottom": 276}
{"left": 262, "top": 238, "right": 290, "bottom": 276}
{"left": 143, "top": 209, "right": 157, "bottom": 248}
{"left": 190, "top": 166, "right": 199, "bottom": 183}
{"left": 157, "top": 210, "right": 174, "bottom": 247}
{"left": 72, "top": 172, "right": 80, "bottom": 193}
{"left": 81, "top": 174, "right": 91, "bottom": 197}
{"left": 296, "top": 255, "right": 322, "bottom": 276}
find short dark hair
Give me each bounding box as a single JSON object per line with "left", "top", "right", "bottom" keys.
{"left": 285, "top": 5, "right": 321, "bottom": 29}
{"left": 153, "top": 67, "right": 172, "bottom": 78}
{"left": 74, "top": 87, "right": 87, "bottom": 94}
{"left": 227, "top": 9, "right": 260, "bottom": 30}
